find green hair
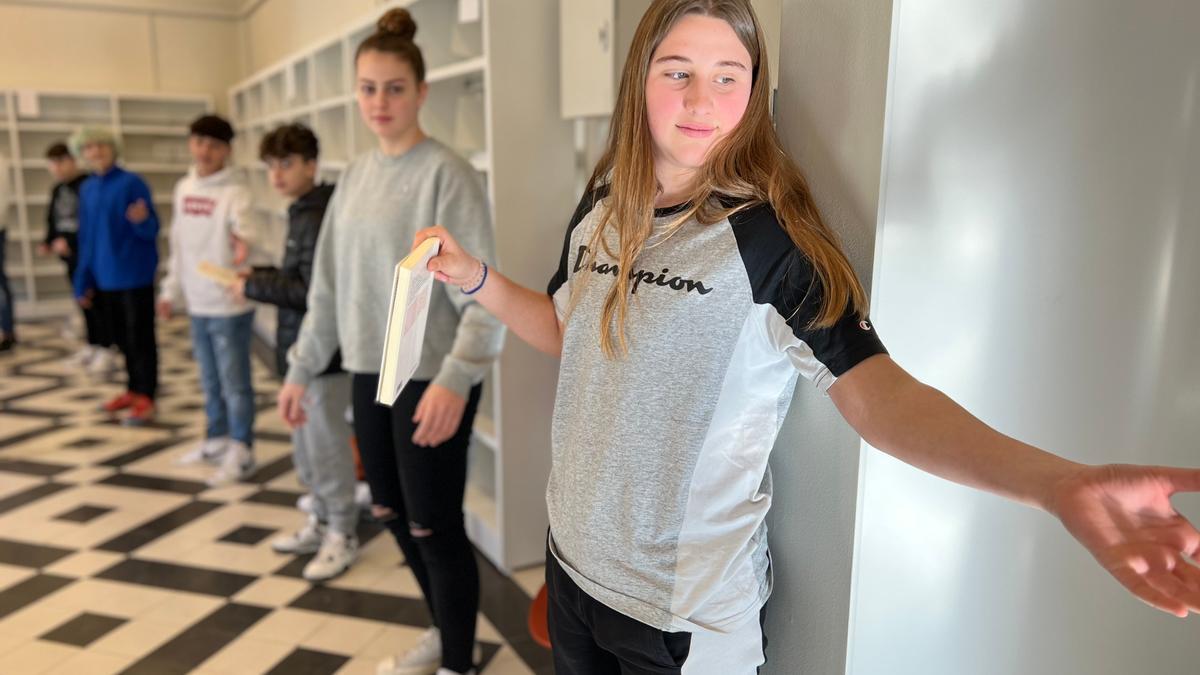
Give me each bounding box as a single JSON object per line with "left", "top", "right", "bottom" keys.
{"left": 69, "top": 127, "right": 120, "bottom": 159}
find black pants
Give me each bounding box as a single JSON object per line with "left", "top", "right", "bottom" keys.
{"left": 546, "top": 542, "right": 692, "bottom": 675}
{"left": 65, "top": 256, "right": 110, "bottom": 348}
{"left": 351, "top": 374, "right": 482, "bottom": 673}
{"left": 99, "top": 286, "right": 157, "bottom": 398}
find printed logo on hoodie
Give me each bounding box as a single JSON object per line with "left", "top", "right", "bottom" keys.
{"left": 183, "top": 196, "right": 217, "bottom": 217}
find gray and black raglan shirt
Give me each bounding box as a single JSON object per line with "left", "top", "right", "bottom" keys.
{"left": 546, "top": 191, "right": 887, "bottom": 633}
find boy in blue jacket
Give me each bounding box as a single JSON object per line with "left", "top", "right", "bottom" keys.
{"left": 71, "top": 128, "right": 160, "bottom": 425}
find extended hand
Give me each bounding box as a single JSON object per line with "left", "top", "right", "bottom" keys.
{"left": 127, "top": 199, "right": 149, "bottom": 225}
{"left": 231, "top": 235, "right": 248, "bottom": 266}
{"left": 1052, "top": 464, "right": 1200, "bottom": 617}
{"left": 412, "top": 384, "right": 467, "bottom": 447}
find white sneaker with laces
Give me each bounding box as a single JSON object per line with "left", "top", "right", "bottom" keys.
{"left": 86, "top": 348, "right": 118, "bottom": 376}
{"left": 271, "top": 516, "right": 324, "bottom": 554}
{"left": 435, "top": 669, "right": 476, "bottom": 675}
{"left": 376, "top": 627, "right": 482, "bottom": 675}
{"left": 176, "top": 437, "right": 230, "bottom": 466}
{"left": 67, "top": 345, "right": 98, "bottom": 367}
{"left": 206, "top": 441, "right": 256, "bottom": 487}
{"left": 303, "top": 530, "right": 358, "bottom": 581}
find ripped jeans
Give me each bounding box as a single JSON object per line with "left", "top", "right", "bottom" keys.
{"left": 351, "top": 374, "right": 482, "bottom": 674}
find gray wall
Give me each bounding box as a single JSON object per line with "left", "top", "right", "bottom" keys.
{"left": 849, "top": 1, "right": 1200, "bottom": 673}
{"left": 764, "top": 1, "right": 893, "bottom": 673}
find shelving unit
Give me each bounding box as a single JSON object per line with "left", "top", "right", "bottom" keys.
{"left": 227, "top": 0, "right": 576, "bottom": 572}
{"left": 0, "top": 89, "right": 210, "bottom": 319}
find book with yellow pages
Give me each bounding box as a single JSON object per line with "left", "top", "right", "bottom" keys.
{"left": 376, "top": 237, "right": 441, "bottom": 406}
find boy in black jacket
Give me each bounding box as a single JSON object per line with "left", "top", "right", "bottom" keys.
{"left": 232, "top": 124, "right": 358, "bottom": 581}
{"left": 40, "top": 142, "right": 115, "bottom": 370}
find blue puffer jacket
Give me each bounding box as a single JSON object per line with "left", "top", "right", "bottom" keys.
{"left": 74, "top": 166, "right": 160, "bottom": 297}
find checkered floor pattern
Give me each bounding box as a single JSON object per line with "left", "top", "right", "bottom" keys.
{"left": 0, "top": 318, "right": 552, "bottom": 675}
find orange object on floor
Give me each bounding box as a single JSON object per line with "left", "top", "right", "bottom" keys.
{"left": 351, "top": 434, "right": 365, "bottom": 481}
{"left": 528, "top": 583, "right": 551, "bottom": 649}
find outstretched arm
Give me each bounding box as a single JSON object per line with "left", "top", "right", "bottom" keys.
{"left": 415, "top": 225, "right": 564, "bottom": 358}
{"left": 830, "top": 354, "right": 1200, "bottom": 617}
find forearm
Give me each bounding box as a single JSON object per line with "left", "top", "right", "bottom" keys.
{"left": 832, "top": 357, "right": 1085, "bottom": 513}
{"left": 470, "top": 268, "right": 562, "bottom": 357}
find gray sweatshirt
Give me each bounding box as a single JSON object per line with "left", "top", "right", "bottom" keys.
{"left": 285, "top": 139, "right": 504, "bottom": 396}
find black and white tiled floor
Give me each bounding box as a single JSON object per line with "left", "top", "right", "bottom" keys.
{"left": 0, "top": 318, "right": 552, "bottom": 675}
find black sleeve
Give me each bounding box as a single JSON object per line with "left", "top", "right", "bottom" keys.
{"left": 242, "top": 209, "right": 322, "bottom": 310}
{"left": 730, "top": 203, "right": 887, "bottom": 379}
{"left": 45, "top": 185, "right": 60, "bottom": 244}
{"left": 547, "top": 184, "right": 610, "bottom": 297}
{"left": 243, "top": 265, "right": 308, "bottom": 310}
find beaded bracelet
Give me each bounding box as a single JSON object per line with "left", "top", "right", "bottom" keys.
{"left": 462, "top": 261, "right": 489, "bottom": 295}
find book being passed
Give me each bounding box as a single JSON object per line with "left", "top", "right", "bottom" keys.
{"left": 375, "top": 237, "right": 441, "bottom": 406}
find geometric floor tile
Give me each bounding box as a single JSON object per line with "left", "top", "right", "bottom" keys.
{"left": 39, "top": 611, "right": 128, "bottom": 647}
{"left": 0, "top": 317, "right": 553, "bottom": 674}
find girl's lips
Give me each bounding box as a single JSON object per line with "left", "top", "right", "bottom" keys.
{"left": 677, "top": 124, "right": 715, "bottom": 138}
{"left": 372, "top": 116, "right": 393, "bottom": 124}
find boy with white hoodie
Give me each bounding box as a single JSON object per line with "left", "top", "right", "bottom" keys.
{"left": 158, "top": 115, "right": 261, "bottom": 487}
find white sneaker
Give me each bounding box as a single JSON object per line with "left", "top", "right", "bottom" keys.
{"left": 86, "top": 348, "right": 118, "bottom": 376}
{"left": 206, "top": 441, "right": 256, "bottom": 487}
{"left": 271, "top": 516, "right": 324, "bottom": 554}
{"left": 435, "top": 670, "right": 476, "bottom": 675}
{"left": 66, "top": 345, "right": 98, "bottom": 367}
{"left": 176, "top": 437, "right": 230, "bottom": 466}
{"left": 303, "top": 530, "right": 358, "bottom": 581}
{"left": 376, "top": 627, "right": 482, "bottom": 675}
{"left": 355, "top": 481, "right": 372, "bottom": 511}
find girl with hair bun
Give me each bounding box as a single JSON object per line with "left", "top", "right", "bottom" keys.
{"left": 278, "top": 8, "right": 504, "bottom": 675}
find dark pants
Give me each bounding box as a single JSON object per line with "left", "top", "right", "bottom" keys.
{"left": 546, "top": 543, "right": 692, "bottom": 675}
{"left": 99, "top": 286, "right": 157, "bottom": 398}
{"left": 351, "top": 374, "right": 483, "bottom": 674}
{"left": 64, "top": 255, "right": 110, "bottom": 348}
{"left": 546, "top": 538, "right": 769, "bottom": 674}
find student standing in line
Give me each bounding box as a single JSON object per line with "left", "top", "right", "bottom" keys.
{"left": 0, "top": 151, "right": 14, "bottom": 352}
{"left": 160, "top": 115, "right": 260, "bottom": 487}
{"left": 40, "top": 142, "right": 117, "bottom": 373}
{"left": 71, "top": 128, "right": 160, "bottom": 425}
{"left": 276, "top": 9, "right": 504, "bottom": 675}
{"left": 414, "top": 1, "right": 1200, "bottom": 672}
{"left": 230, "top": 122, "right": 359, "bottom": 581}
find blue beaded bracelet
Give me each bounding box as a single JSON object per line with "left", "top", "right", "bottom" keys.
{"left": 462, "top": 261, "right": 488, "bottom": 295}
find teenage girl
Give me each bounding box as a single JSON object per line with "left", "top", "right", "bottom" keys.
{"left": 416, "top": 1, "right": 1200, "bottom": 673}
{"left": 277, "top": 9, "right": 504, "bottom": 675}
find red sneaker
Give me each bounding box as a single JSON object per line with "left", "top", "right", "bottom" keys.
{"left": 122, "top": 395, "right": 156, "bottom": 426}
{"left": 101, "top": 391, "right": 135, "bottom": 413}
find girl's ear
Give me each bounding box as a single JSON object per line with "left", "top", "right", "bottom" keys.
{"left": 417, "top": 81, "right": 430, "bottom": 107}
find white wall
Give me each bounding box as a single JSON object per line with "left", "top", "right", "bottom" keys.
{"left": 238, "top": 0, "right": 376, "bottom": 75}
{"left": 763, "top": 1, "right": 893, "bottom": 673}
{"left": 849, "top": 1, "right": 1200, "bottom": 673}
{"left": 0, "top": 1, "right": 241, "bottom": 111}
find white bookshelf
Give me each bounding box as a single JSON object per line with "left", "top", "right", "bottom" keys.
{"left": 227, "top": 0, "right": 576, "bottom": 572}
{"left": 1, "top": 90, "right": 210, "bottom": 319}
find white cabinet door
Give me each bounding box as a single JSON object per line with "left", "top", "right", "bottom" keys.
{"left": 560, "top": 0, "right": 615, "bottom": 118}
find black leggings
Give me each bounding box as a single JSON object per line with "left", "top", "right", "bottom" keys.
{"left": 99, "top": 286, "right": 157, "bottom": 399}
{"left": 351, "top": 374, "right": 482, "bottom": 673}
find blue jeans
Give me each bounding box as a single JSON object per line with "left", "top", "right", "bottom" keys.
{"left": 190, "top": 311, "right": 256, "bottom": 446}
{"left": 0, "top": 230, "right": 14, "bottom": 335}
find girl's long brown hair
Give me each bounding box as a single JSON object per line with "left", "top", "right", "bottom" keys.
{"left": 583, "top": 0, "right": 868, "bottom": 358}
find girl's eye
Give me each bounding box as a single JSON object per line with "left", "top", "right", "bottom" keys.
{"left": 667, "top": 71, "right": 689, "bottom": 81}
{"left": 716, "top": 76, "right": 736, "bottom": 85}
{"left": 387, "top": 85, "right": 405, "bottom": 95}
{"left": 360, "top": 85, "right": 376, "bottom": 96}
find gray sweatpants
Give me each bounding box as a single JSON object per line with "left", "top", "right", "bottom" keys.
{"left": 294, "top": 372, "right": 357, "bottom": 535}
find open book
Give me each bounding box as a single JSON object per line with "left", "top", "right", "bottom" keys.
{"left": 376, "top": 237, "right": 441, "bottom": 406}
